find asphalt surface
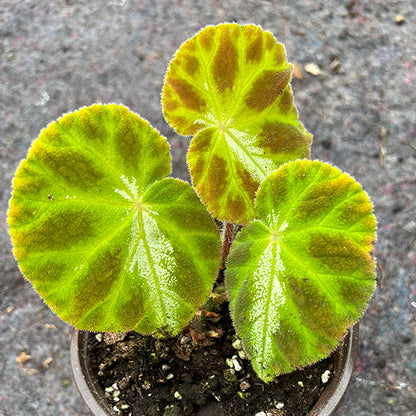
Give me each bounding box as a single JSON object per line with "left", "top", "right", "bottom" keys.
{"left": 1, "top": 1, "right": 415, "bottom": 415}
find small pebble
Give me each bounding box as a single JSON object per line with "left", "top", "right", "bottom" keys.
{"left": 174, "top": 391, "right": 182, "bottom": 400}
{"left": 321, "top": 369, "right": 331, "bottom": 384}
{"left": 120, "top": 404, "right": 130, "bottom": 410}
{"left": 226, "top": 358, "right": 234, "bottom": 368}
{"left": 240, "top": 380, "right": 251, "bottom": 391}
{"left": 238, "top": 350, "right": 248, "bottom": 360}
{"left": 223, "top": 368, "right": 237, "bottom": 382}
{"left": 162, "top": 364, "right": 170, "bottom": 371}
{"left": 42, "top": 357, "right": 53, "bottom": 369}
{"left": 103, "top": 332, "right": 127, "bottom": 344}
{"left": 232, "top": 339, "right": 243, "bottom": 350}
{"left": 61, "top": 379, "right": 71, "bottom": 388}
{"left": 180, "top": 335, "right": 191, "bottom": 344}
{"left": 292, "top": 61, "right": 304, "bottom": 79}
{"left": 95, "top": 333, "right": 103, "bottom": 342}
{"left": 276, "top": 402, "right": 284, "bottom": 409}
{"left": 395, "top": 15, "right": 405, "bottom": 25}
{"left": 16, "top": 352, "right": 31, "bottom": 364}
{"left": 232, "top": 355, "right": 243, "bottom": 372}
{"left": 330, "top": 59, "right": 341, "bottom": 71}
{"left": 166, "top": 373, "right": 174, "bottom": 380}
{"left": 298, "top": 381, "right": 304, "bottom": 387}
{"left": 255, "top": 412, "right": 267, "bottom": 416}
{"left": 304, "top": 62, "right": 322, "bottom": 76}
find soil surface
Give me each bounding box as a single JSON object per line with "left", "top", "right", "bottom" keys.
{"left": 88, "top": 299, "right": 334, "bottom": 416}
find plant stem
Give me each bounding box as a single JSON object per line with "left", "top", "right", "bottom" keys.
{"left": 220, "top": 222, "right": 234, "bottom": 271}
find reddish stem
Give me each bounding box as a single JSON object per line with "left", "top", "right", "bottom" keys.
{"left": 219, "top": 222, "right": 234, "bottom": 271}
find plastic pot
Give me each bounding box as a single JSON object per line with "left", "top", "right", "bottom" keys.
{"left": 71, "top": 325, "right": 359, "bottom": 416}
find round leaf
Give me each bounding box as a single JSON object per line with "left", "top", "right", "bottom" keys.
{"left": 8, "top": 104, "right": 221, "bottom": 334}
{"left": 225, "top": 160, "right": 376, "bottom": 381}
{"left": 162, "top": 23, "right": 312, "bottom": 224}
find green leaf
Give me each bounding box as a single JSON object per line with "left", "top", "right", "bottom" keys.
{"left": 8, "top": 104, "right": 221, "bottom": 334}
{"left": 162, "top": 23, "right": 312, "bottom": 224}
{"left": 225, "top": 160, "right": 376, "bottom": 381}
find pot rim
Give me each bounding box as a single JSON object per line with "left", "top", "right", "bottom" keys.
{"left": 71, "top": 325, "right": 359, "bottom": 416}
{"left": 71, "top": 330, "right": 114, "bottom": 415}
{"left": 308, "top": 324, "right": 359, "bottom": 416}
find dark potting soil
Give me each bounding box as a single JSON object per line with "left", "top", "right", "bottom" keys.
{"left": 87, "top": 299, "right": 335, "bottom": 416}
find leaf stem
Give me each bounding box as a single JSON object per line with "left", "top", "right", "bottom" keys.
{"left": 220, "top": 222, "right": 235, "bottom": 271}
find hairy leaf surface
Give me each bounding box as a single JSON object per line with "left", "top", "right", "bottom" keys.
{"left": 162, "top": 23, "right": 312, "bottom": 224}
{"left": 225, "top": 160, "right": 376, "bottom": 381}
{"left": 8, "top": 104, "right": 221, "bottom": 333}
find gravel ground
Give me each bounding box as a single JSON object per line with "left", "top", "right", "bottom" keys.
{"left": 1, "top": 1, "right": 415, "bottom": 415}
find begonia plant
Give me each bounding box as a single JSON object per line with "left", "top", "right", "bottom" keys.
{"left": 8, "top": 23, "right": 376, "bottom": 382}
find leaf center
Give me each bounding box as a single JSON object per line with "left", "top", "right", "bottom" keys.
{"left": 135, "top": 199, "right": 145, "bottom": 212}
{"left": 218, "top": 121, "right": 228, "bottom": 133}
{"left": 271, "top": 231, "right": 280, "bottom": 242}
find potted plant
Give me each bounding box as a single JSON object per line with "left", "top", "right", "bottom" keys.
{"left": 8, "top": 23, "right": 376, "bottom": 416}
